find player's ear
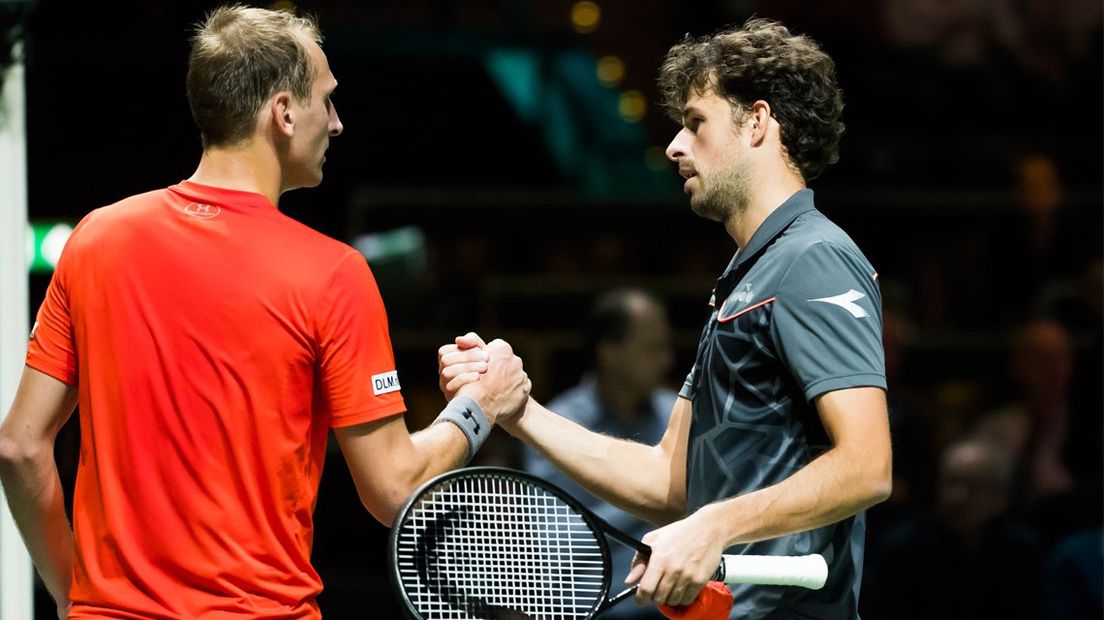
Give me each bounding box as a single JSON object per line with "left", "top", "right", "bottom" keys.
{"left": 748, "top": 100, "right": 771, "bottom": 146}
{"left": 270, "top": 91, "right": 295, "bottom": 138}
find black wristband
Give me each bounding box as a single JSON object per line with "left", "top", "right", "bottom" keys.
{"left": 433, "top": 396, "right": 490, "bottom": 463}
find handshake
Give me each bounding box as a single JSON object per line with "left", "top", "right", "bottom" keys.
{"left": 435, "top": 332, "right": 532, "bottom": 431}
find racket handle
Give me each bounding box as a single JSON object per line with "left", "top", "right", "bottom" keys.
{"left": 711, "top": 554, "right": 828, "bottom": 590}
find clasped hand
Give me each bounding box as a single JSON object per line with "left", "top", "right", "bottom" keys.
{"left": 437, "top": 332, "right": 529, "bottom": 425}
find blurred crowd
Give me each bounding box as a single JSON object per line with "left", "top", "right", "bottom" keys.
{"left": 762, "top": 0, "right": 1102, "bottom": 188}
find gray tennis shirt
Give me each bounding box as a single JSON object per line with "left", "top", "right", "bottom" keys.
{"left": 679, "top": 189, "right": 885, "bottom": 619}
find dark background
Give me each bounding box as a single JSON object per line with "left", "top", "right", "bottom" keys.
{"left": 7, "top": 0, "right": 1102, "bottom": 617}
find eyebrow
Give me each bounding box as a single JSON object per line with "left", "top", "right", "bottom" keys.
{"left": 681, "top": 106, "right": 703, "bottom": 122}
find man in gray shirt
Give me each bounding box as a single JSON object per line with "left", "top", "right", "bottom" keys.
{"left": 440, "top": 18, "right": 891, "bottom": 619}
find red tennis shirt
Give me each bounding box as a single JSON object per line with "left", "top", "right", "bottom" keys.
{"left": 26, "top": 181, "right": 406, "bottom": 618}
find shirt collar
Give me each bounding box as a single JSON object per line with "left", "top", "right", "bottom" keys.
{"left": 724, "top": 188, "right": 817, "bottom": 276}
{"left": 168, "top": 180, "right": 277, "bottom": 212}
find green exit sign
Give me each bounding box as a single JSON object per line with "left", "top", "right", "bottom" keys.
{"left": 27, "top": 221, "right": 73, "bottom": 274}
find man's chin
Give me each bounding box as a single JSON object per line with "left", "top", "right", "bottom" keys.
{"left": 284, "top": 173, "right": 324, "bottom": 192}
{"left": 305, "top": 168, "right": 324, "bottom": 188}
{"left": 689, "top": 196, "right": 725, "bottom": 223}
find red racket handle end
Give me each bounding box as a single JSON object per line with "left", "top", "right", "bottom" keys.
{"left": 658, "top": 582, "right": 733, "bottom": 620}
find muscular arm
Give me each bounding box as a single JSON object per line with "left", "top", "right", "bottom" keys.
{"left": 0, "top": 366, "right": 79, "bottom": 610}
{"left": 700, "top": 386, "right": 891, "bottom": 544}
{"left": 337, "top": 339, "right": 529, "bottom": 526}
{"left": 502, "top": 396, "right": 692, "bottom": 525}
{"left": 334, "top": 414, "right": 470, "bottom": 525}
{"left": 630, "top": 386, "right": 892, "bottom": 606}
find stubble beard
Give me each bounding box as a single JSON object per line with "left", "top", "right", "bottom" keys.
{"left": 688, "top": 162, "right": 751, "bottom": 224}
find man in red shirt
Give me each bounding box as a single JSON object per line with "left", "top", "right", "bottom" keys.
{"left": 0, "top": 6, "right": 529, "bottom": 618}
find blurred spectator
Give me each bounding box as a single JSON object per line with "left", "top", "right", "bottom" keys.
{"left": 974, "top": 319, "right": 1075, "bottom": 503}
{"left": 863, "top": 438, "right": 1043, "bottom": 620}
{"left": 912, "top": 152, "right": 1101, "bottom": 328}
{"left": 883, "top": 0, "right": 1023, "bottom": 70}
{"left": 522, "top": 288, "right": 675, "bottom": 619}
{"left": 1043, "top": 528, "right": 1104, "bottom": 620}
{"left": 992, "top": 154, "right": 1103, "bottom": 321}
{"left": 972, "top": 317, "right": 1102, "bottom": 550}
{"left": 853, "top": 0, "right": 1102, "bottom": 185}
{"left": 879, "top": 0, "right": 1027, "bottom": 183}
{"left": 926, "top": 379, "right": 988, "bottom": 455}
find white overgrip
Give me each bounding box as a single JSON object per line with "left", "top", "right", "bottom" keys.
{"left": 717, "top": 554, "right": 828, "bottom": 590}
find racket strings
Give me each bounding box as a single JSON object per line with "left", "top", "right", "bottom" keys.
{"left": 396, "top": 474, "right": 606, "bottom": 619}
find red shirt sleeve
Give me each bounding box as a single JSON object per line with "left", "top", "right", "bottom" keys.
{"left": 315, "top": 251, "right": 406, "bottom": 428}
{"left": 26, "top": 224, "right": 80, "bottom": 385}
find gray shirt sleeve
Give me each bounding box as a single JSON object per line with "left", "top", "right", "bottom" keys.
{"left": 770, "top": 241, "right": 886, "bottom": 402}
{"left": 679, "top": 363, "right": 697, "bottom": 399}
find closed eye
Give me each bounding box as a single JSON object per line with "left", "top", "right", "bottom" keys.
{"left": 324, "top": 84, "right": 337, "bottom": 112}
{"left": 681, "top": 105, "right": 705, "bottom": 132}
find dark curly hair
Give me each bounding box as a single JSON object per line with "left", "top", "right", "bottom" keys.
{"left": 658, "top": 18, "right": 845, "bottom": 181}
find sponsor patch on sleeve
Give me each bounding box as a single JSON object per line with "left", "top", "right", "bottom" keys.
{"left": 372, "top": 370, "right": 401, "bottom": 396}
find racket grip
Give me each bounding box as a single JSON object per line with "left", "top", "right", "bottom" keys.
{"left": 711, "top": 554, "right": 828, "bottom": 590}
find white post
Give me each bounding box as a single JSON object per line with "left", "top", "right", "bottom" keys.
{"left": 0, "top": 42, "right": 34, "bottom": 620}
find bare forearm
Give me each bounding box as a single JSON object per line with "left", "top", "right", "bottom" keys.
{"left": 394, "top": 398, "right": 510, "bottom": 512}
{"left": 0, "top": 367, "right": 79, "bottom": 609}
{"left": 0, "top": 445, "right": 74, "bottom": 605}
{"left": 703, "top": 445, "right": 891, "bottom": 547}
{"left": 341, "top": 418, "right": 469, "bottom": 526}
{"left": 504, "top": 398, "right": 685, "bottom": 524}
{"left": 406, "top": 422, "right": 469, "bottom": 484}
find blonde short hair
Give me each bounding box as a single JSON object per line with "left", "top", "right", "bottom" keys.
{"left": 186, "top": 5, "right": 322, "bottom": 148}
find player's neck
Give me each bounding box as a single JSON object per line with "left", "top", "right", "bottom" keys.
{"left": 190, "top": 142, "right": 283, "bottom": 208}
{"left": 724, "top": 166, "right": 806, "bottom": 249}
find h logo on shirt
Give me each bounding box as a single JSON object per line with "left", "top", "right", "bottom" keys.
{"left": 184, "top": 203, "right": 221, "bottom": 219}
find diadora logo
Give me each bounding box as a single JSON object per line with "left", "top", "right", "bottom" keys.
{"left": 733, "top": 283, "right": 755, "bottom": 304}
{"left": 372, "top": 371, "right": 401, "bottom": 396}
{"left": 184, "top": 203, "right": 221, "bottom": 219}
{"left": 809, "top": 289, "right": 869, "bottom": 318}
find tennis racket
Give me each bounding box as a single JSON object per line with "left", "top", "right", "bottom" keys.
{"left": 389, "top": 467, "right": 828, "bottom": 620}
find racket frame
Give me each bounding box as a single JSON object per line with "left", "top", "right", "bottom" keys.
{"left": 389, "top": 466, "right": 647, "bottom": 620}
